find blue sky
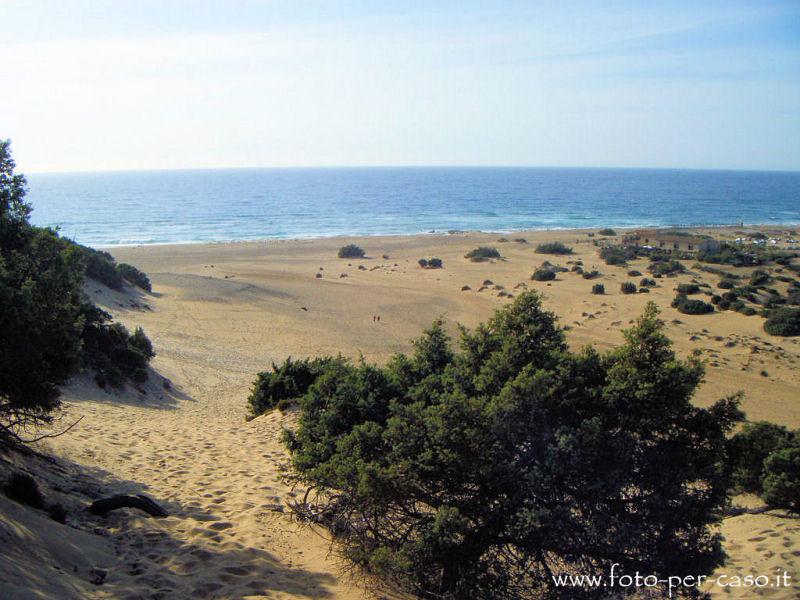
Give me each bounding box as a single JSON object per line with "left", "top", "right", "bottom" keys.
{"left": 2, "top": 1, "right": 799, "bottom": 172}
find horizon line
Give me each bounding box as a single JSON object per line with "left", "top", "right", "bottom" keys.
{"left": 23, "top": 163, "right": 800, "bottom": 176}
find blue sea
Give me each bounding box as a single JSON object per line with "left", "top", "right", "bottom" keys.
{"left": 26, "top": 167, "right": 800, "bottom": 247}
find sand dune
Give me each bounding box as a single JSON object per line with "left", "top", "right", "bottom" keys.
{"left": 2, "top": 228, "right": 798, "bottom": 598}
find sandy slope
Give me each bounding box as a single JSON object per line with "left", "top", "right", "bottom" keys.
{"left": 3, "top": 228, "right": 799, "bottom": 598}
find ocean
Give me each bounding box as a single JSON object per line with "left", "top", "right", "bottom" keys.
{"left": 26, "top": 167, "right": 800, "bottom": 247}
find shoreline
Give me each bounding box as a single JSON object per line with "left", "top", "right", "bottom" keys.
{"left": 94, "top": 222, "right": 800, "bottom": 249}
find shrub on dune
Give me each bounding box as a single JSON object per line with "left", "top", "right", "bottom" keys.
{"left": 338, "top": 244, "right": 366, "bottom": 259}
{"left": 535, "top": 241, "right": 573, "bottom": 255}
{"left": 764, "top": 307, "right": 800, "bottom": 336}
{"left": 464, "top": 247, "right": 501, "bottom": 262}
{"left": 532, "top": 268, "right": 556, "bottom": 281}
{"left": 276, "top": 295, "right": 742, "bottom": 598}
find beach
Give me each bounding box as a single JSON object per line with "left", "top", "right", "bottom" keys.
{"left": 4, "top": 227, "right": 799, "bottom": 599}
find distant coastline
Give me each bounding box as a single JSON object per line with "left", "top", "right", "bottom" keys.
{"left": 26, "top": 167, "right": 800, "bottom": 247}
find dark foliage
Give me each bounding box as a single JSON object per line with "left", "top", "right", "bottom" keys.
{"left": 464, "top": 247, "right": 501, "bottom": 261}
{"left": 582, "top": 269, "right": 601, "bottom": 280}
{"left": 649, "top": 259, "right": 685, "bottom": 276}
{"left": 599, "top": 245, "right": 635, "bottom": 265}
{"left": 598, "top": 228, "right": 616, "bottom": 236}
{"left": 1, "top": 141, "right": 155, "bottom": 441}
{"left": 419, "top": 257, "right": 443, "bottom": 269}
{"left": 248, "top": 357, "right": 345, "bottom": 417}
{"left": 763, "top": 307, "right": 800, "bottom": 336}
{"left": 762, "top": 438, "right": 800, "bottom": 512}
{"left": 535, "top": 241, "right": 573, "bottom": 255}
{"left": 640, "top": 278, "right": 656, "bottom": 288}
{"left": 338, "top": 244, "right": 366, "bottom": 259}
{"left": 717, "top": 279, "right": 734, "bottom": 289}
{"left": 673, "top": 296, "right": 714, "bottom": 315}
{"left": 78, "top": 246, "right": 124, "bottom": 289}
{"left": 280, "top": 296, "right": 741, "bottom": 599}
{"left": 620, "top": 281, "right": 637, "bottom": 294}
{"left": 697, "top": 243, "right": 759, "bottom": 267}
{"left": 727, "top": 422, "right": 793, "bottom": 494}
{"left": 531, "top": 268, "right": 555, "bottom": 281}
{"left": 591, "top": 283, "right": 605, "bottom": 294}
{"left": 749, "top": 270, "right": 771, "bottom": 287}
{"left": 81, "top": 305, "right": 155, "bottom": 387}
{"left": 116, "top": 262, "right": 152, "bottom": 291}
{"left": 676, "top": 283, "right": 700, "bottom": 295}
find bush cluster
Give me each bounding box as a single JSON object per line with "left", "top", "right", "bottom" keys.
{"left": 598, "top": 228, "right": 617, "bottom": 236}
{"left": 338, "top": 244, "right": 365, "bottom": 259}
{"left": 248, "top": 357, "right": 344, "bottom": 417}
{"left": 591, "top": 283, "right": 605, "bottom": 294}
{"left": 418, "top": 257, "right": 443, "bottom": 269}
{"left": 672, "top": 295, "right": 714, "bottom": 315}
{"left": 535, "top": 241, "right": 573, "bottom": 255}
{"left": 275, "top": 296, "right": 741, "bottom": 598}
{"left": 0, "top": 140, "right": 155, "bottom": 441}
{"left": 464, "top": 246, "right": 501, "bottom": 262}
{"left": 531, "top": 268, "right": 556, "bottom": 281}
{"left": 763, "top": 307, "right": 800, "bottom": 336}
{"left": 728, "top": 422, "right": 800, "bottom": 512}
{"left": 115, "top": 262, "right": 152, "bottom": 291}
{"left": 676, "top": 283, "right": 700, "bottom": 295}
{"left": 649, "top": 259, "right": 685, "bottom": 276}
{"left": 620, "top": 281, "right": 637, "bottom": 294}
{"left": 599, "top": 245, "right": 635, "bottom": 265}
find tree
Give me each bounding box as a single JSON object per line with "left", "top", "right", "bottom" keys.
{"left": 280, "top": 295, "right": 741, "bottom": 599}
{"left": 0, "top": 140, "right": 155, "bottom": 441}
{"left": 727, "top": 421, "right": 793, "bottom": 493}
{"left": 0, "top": 141, "right": 86, "bottom": 438}
{"left": 762, "top": 437, "right": 800, "bottom": 513}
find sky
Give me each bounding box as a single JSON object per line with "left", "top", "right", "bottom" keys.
{"left": 2, "top": 1, "right": 799, "bottom": 173}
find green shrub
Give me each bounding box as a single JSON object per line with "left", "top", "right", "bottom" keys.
{"left": 675, "top": 298, "right": 714, "bottom": 315}
{"left": 627, "top": 270, "right": 642, "bottom": 277}
{"left": 598, "top": 228, "right": 617, "bottom": 236}
{"left": 762, "top": 440, "right": 800, "bottom": 512}
{"left": 281, "top": 297, "right": 741, "bottom": 598}
{"left": 649, "top": 260, "right": 685, "bottom": 276}
{"left": 620, "top": 282, "right": 637, "bottom": 294}
{"left": 248, "top": 357, "right": 344, "bottom": 417}
{"left": 582, "top": 270, "right": 601, "bottom": 280}
{"left": 599, "top": 245, "right": 634, "bottom": 265}
{"left": 116, "top": 263, "right": 152, "bottom": 291}
{"left": 428, "top": 257, "right": 443, "bottom": 269}
{"left": 787, "top": 290, "right": 800, "bottom": 306}
{"left": 764, "top": 307, "right": 800, "bottom": 336}
{"left": 338, "top": 244, "right": 365, "bottom": 259}
{"left": 676, "top": 283, "right": 700, "bottom": 295}
{"left": 727, "top": 422, "right": 793, "bottom": 493}
{"left": 81, "top": 306, "right": 155, "bottom": 387}
{"left": 418, "top": 258, "right": 428, "bottom": 268}
{"left": 532, "top": 268, "right": 556, "bottom": 281}
{"left": 718, "top": 299, "right": 731, "bottom": 310}
{"left": 638, "top": 287, "right": 650, "bottom": 293}
{"left": 640, "top": 278, "right": 656, "bottom": 288}
{"left": 591, "top": 283, "right": 605, "bottom": 294}
{"left": 464, "top": 246, "right": 501, "bottom": 262}
{"left": 749, "top": 269, "right": 770, "bottom": 287}
{"left": 717, "top": 279, "right": 734, "bottom": 289}
{"left": 535, "top": 241, "right": 573, "bottom": 255}
{"left": 697, "top": 243, "right": 759, "bottom": 267}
